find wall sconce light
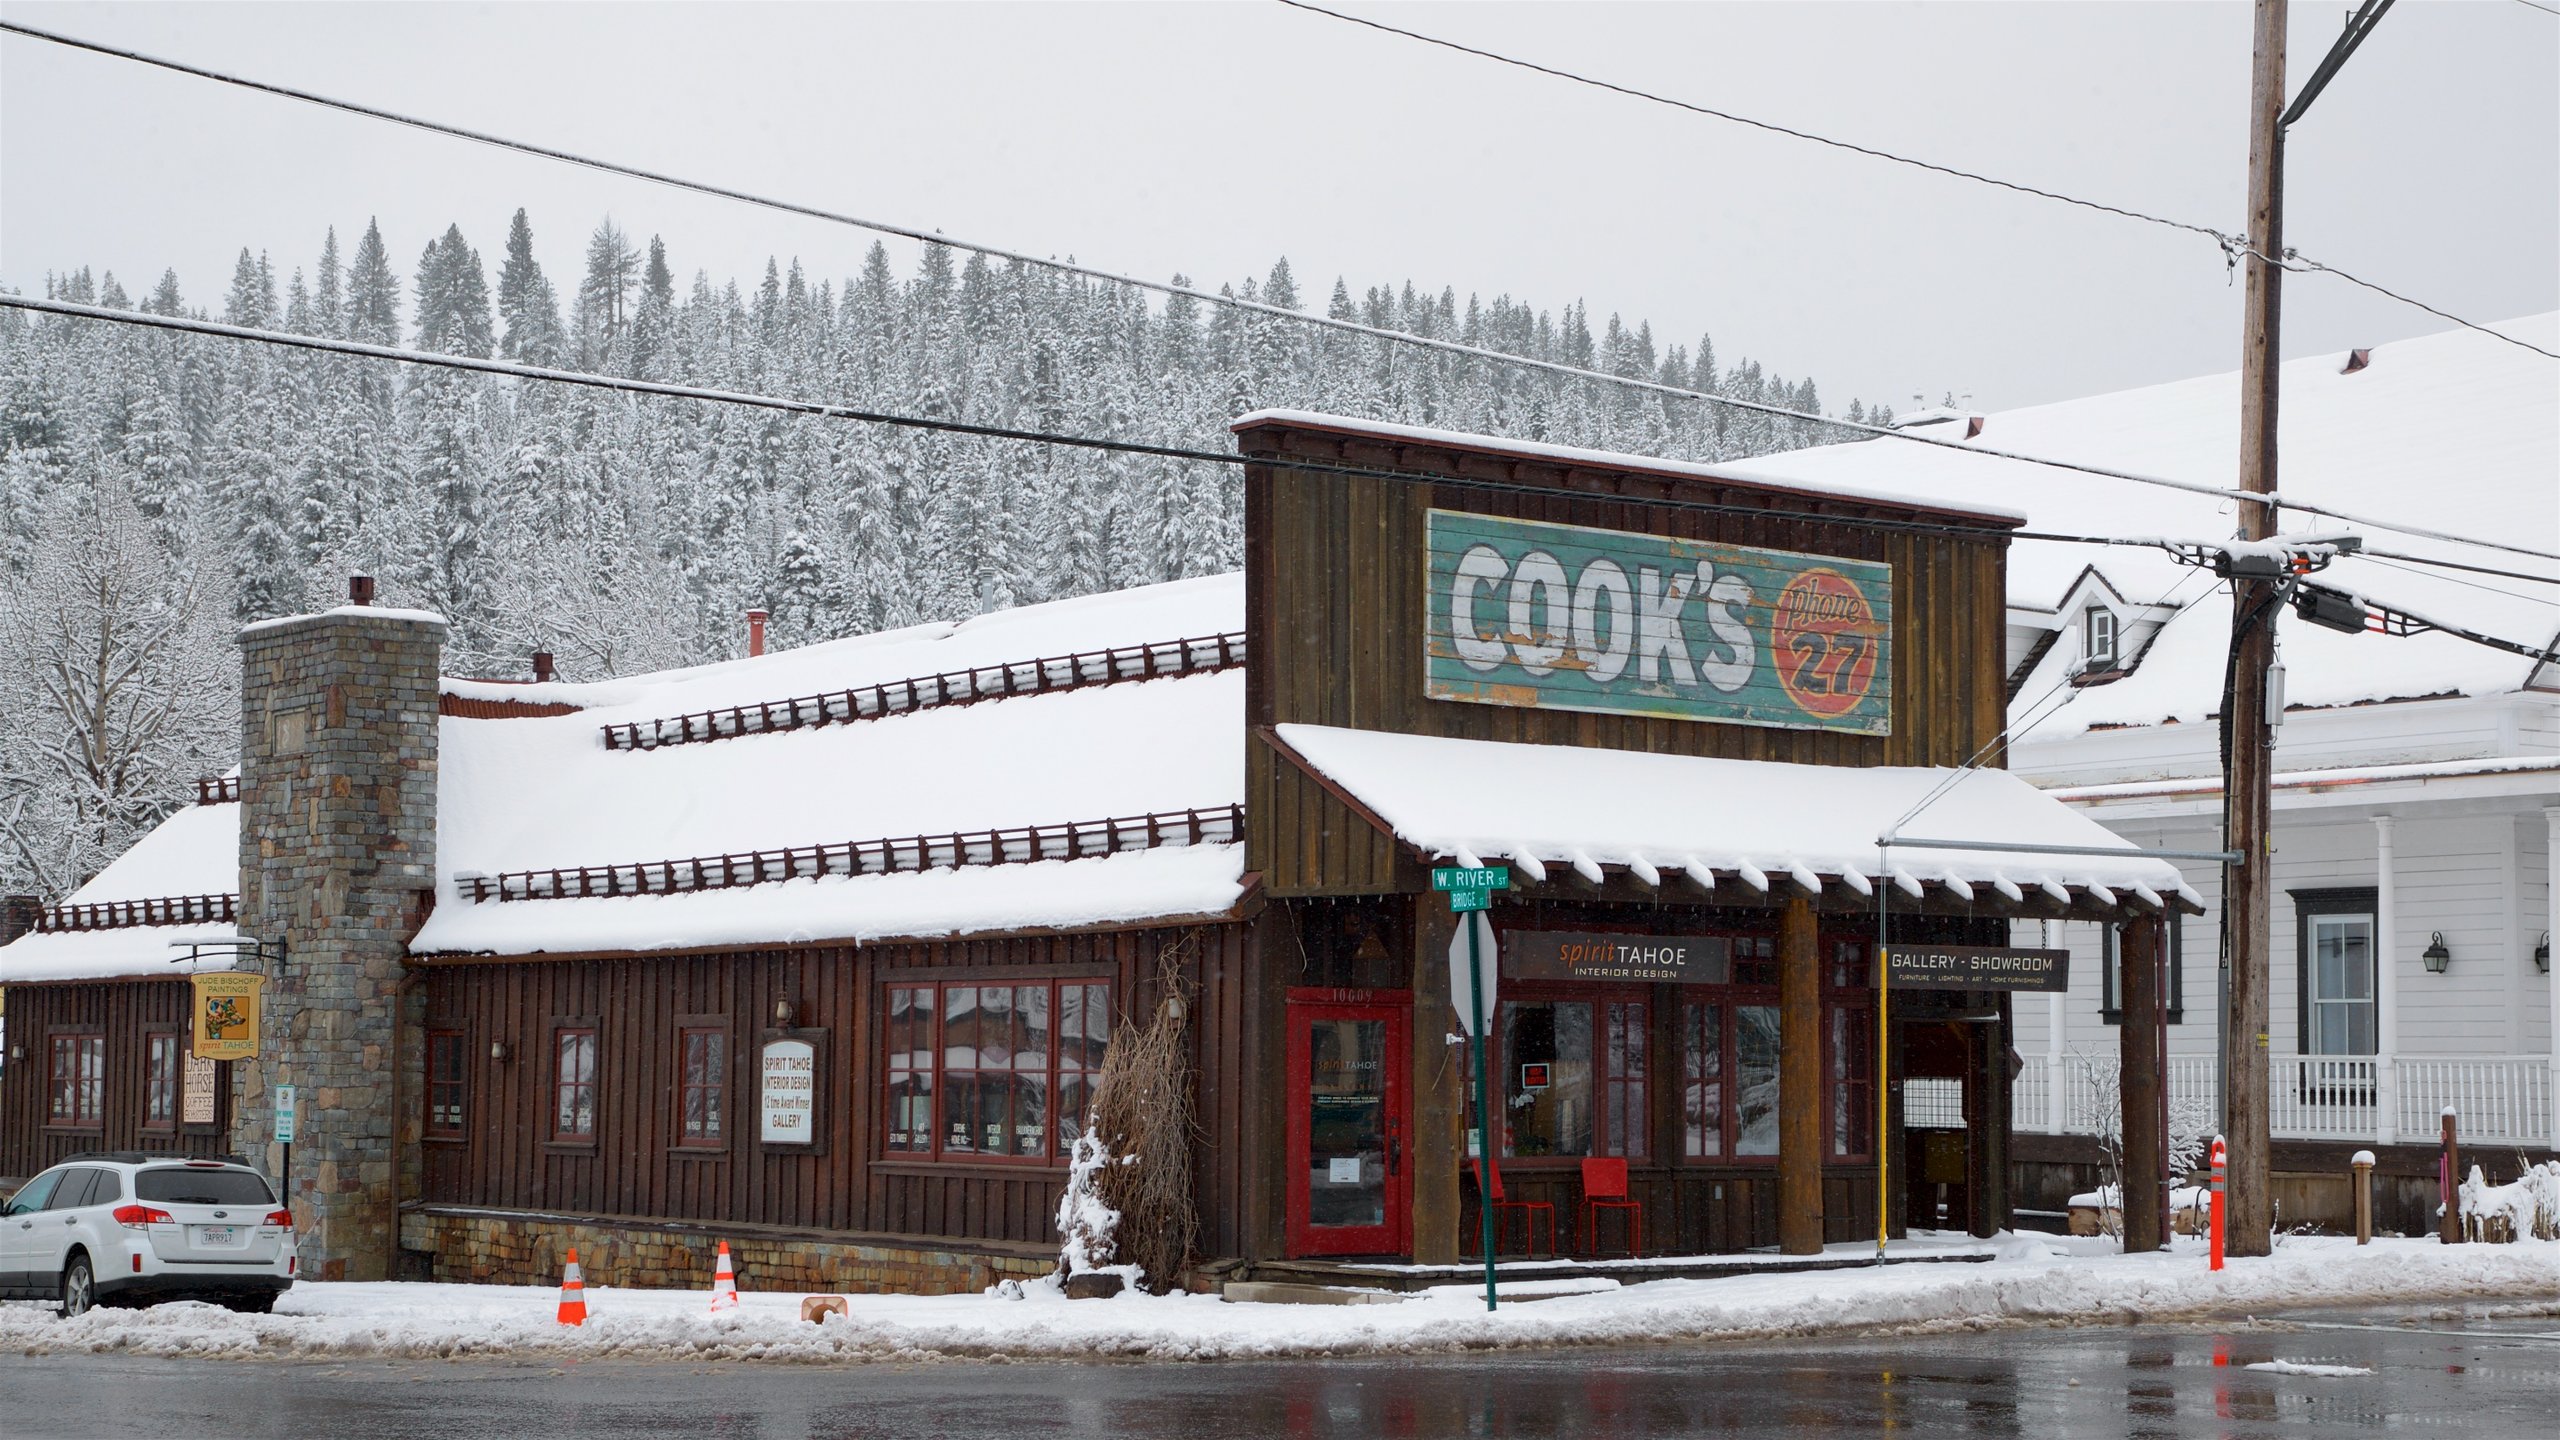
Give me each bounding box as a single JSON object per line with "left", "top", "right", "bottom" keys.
{"left": 2421, "top": 932, "right": 2451, "bottom": 974}
{"left": 774, "top": 998, "right": 796, "bottom": 1026}
{"left": 2536, "top": 932, "right": 2550, "bottom": 975}
{"left": 490, "top": 1040, "right": 511, "bottom": 1063}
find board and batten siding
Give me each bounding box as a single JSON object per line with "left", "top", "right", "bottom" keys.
{"left": 0, "top": 978, "right": 234, "bottom": 1182}
{"left": 415, "top": 921, "right": 1256, "bottom": 1258}
{"left": 1237, "top": 418, "right": 2016, "bottom": 897}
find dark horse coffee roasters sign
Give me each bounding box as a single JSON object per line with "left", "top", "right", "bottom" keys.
{"left": 1423, "top": 510, "right": 1893, "bottom": 733}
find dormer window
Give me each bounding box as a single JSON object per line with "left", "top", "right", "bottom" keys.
{"left": 2083, "top": 607, "right": 2118, "bottom": 669}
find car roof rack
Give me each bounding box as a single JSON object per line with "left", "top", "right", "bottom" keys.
{"left": 60, "top": 1151, "right": 255, "bottom": 1167}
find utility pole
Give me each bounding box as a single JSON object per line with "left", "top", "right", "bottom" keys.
{"left": 2225, "top": 0, "right": 2394, "bottom": 1260}
{"left": 2224, "top": 0, "right": 2288, "bottom": 1261}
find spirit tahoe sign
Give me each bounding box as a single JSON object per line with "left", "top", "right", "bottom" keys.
{"left": 1424, "top": 510, "right": 1894, "bottom": 734}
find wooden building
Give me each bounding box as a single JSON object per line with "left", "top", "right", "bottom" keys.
{"left": 1, "top": 412, "right": 2194, "bottom": 1287}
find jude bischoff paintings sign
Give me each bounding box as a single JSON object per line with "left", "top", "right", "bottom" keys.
{"left": 1424, "top": 510, "right": 1893, "bottom": 734}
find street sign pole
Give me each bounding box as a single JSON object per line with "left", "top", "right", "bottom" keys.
{"left": 1433, "top": 865, "right": 1508, "bottom": 1313}
{"left": 1467, "top": 911, "right": 1496, "bottom": 1313}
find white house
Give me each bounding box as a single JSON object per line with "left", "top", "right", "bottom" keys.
{"left": 1733, "top": 315, "right": 2558, "bottom": 1205}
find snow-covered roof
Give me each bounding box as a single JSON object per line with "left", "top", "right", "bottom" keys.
{"left": 411, "top": 574, "right": 1251, "bottom": 957}
{"left": 0, "top": 799, "right": 242, "bottom": 984}
{"left": 1725, "top": 316, "right": 2560, "bottom": 731}
{"left": 1231, "top": 409, "right": 2029, "bottom": 527}
{"left": 1271, "top": 723, "right": 2199, "bottom": 910}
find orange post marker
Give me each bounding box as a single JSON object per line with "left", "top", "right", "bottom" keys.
{"left": 708, "top": 1240, "right": 740, "bottom": 1312}
{"left": 2208, "top": 1136, "right": 2227, "bottom": 1272}
{"left": 557, "top": 1248, "right": 589, "bottom": 1326}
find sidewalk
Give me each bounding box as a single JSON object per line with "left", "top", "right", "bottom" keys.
{"left": 3, "top": 1232, "right": 2553, "bottom": 1364}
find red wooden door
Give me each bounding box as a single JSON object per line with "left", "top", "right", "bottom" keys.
{"left": 1286, "top": 995, "right": 1411, "bottom": 1257}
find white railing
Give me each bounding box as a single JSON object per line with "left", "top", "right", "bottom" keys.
{"left": 2396, "top": 1057, "right": 2554, "bottom": 1146}
{"left": 2016, "top": 1059, "right": 2053, "bottom": 1134}
{"left": 2032, "top": 1053, "right": 2555, "bottom": 1149}
{"left": 2268, "top": 1055, "right": 2380, "bottom": 1140}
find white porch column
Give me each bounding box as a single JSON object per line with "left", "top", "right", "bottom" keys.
{"left": 2045, "top": 919, "right": 2067, "bottom": 1134}
{"left": 2546, "top": 806, "right": 2559, "bottom": 1153}
{"left": 2374, "top": 815, "right": 2399, "bottom": 1147}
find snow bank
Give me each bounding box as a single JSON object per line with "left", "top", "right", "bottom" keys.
{"left": 3, "top": 1234, "right": 2549, "bottom": 1365}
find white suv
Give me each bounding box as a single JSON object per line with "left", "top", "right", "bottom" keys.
{"left": 0, "top": 1153, "right": 297, "bottom": 1315}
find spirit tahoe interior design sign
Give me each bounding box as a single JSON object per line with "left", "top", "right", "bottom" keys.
{"left": 759, "top": 1037, "right": 817, "bottom": 1144}
{"left": 1424, "top": 509, "right": 1894, "bottom": 733}
{"left": 1504, "top": 931, "right": 1736, "bottom": 985}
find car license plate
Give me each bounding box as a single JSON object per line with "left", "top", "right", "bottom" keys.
{"left": 195, "top": 1226, "right": 239, "bottom": 1246}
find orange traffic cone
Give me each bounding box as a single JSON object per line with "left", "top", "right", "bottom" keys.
{"left": 707, "top": 1240, "right": 739, "bottom": 1312}
{"left": 557, "top": 1248, "right": 588, "bottom": 1326}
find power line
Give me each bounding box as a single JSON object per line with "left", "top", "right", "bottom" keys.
{"left": 1273, "top": 0, "right": 2560, "bottom": 364}
{"left": 8, "top": 21, "right": 2553, "bottom": 562}
{"left": 17, "top": 293, "right": 2553, "bottom": 660}
{"left": 2361, "top": 547, "right": 2560, "bottom": 589}
{"left": 0, "top": 14, "right": 2510, "bottom": 534}
{"left": 13, "top": 290, "right": 2557, "bottom": 578}
{"left": 2510, "top": 0, "right": 2559, "bottom": 18}
{"left": 0, "top": 294, "right": 2113, "bottom": 547}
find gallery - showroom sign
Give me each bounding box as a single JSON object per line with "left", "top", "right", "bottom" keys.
{"left": 1423, "top": 510, "right": 1893, "bottom": 734}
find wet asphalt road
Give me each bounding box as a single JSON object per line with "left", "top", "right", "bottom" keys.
{"left": 3, "top": 1307, "right": 2557, "bottom": 1439}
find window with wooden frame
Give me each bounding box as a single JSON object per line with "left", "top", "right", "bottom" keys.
{"left": 1496, "top": 989, "right": 1649, "bottom": 1161}
{"left": 2101, "top": 920, "right": 2186, "bottom": 1025}
{"left": 48, "top": 1032, "right": 104, "bottom": 1127}
{"left": 143, "top": 1032, "right": 182, "bottom": 1130}
{"left": 678, "top": 1027, "right": 728, "bottom": 1146}
{"left": 2084, "top": 606, "right": 2119, "bottom": 668}
{"left": 1680, "top": 935, "right": 1875, "bottom": 1163}
{"left": 425, "top": 1029, "right": 468, "bottom": 1138}
{"left": 553, "top": 1028, "right": 598, "bottom": 1141}
{"left": 881, "top": 979, "right": 1110, "bottom": 1163}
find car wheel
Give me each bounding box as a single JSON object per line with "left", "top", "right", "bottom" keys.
{"left": 58, "top": 1253, "right": 95, "bottom": 1319}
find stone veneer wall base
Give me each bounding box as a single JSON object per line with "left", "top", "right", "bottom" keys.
{"left": 400, "top": 1206, "right": 1055, "bottom": 1296}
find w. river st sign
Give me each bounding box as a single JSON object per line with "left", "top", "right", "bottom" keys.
{"left": 1423, "top": 510, "right": 1893, "bottom": 734}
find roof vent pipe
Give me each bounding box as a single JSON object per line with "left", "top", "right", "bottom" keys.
{"left": 531, "top": 651, "right": 555, "bottom": 683}
{"left": 2342, "top": 348, "right": 2372, "bottom": 374}
{"left": 348, "top": 575, "right": 375, "bottom": 606}
{"left": 746, "top": 609, "right": 769, "bottom": 658}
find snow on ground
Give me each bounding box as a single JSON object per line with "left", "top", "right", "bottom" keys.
{"left": 5, "top": 1233, "right": 2552, "bottom": 1365}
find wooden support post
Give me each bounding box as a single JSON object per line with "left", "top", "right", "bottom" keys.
{"left": 2351, "top": 1150, "right": 2374, "bottom": 1245}
{"left": 2119, "top": 915, "right": 2168, "bottom": 1252}
{"left": 1778, "top": 895, "right": 1824, "bottom": 1255}
{"left": 1411, "top": 896, "right": 1462, "bottom": 1265}
{"left": 2439, "top": 1110, "right": 2462, "bottom": 1246}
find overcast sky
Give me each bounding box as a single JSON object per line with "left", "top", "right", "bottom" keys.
{"left": 3, "top": 1, "right": 2552, "bottom": 415}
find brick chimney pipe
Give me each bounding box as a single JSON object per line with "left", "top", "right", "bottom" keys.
{"left": 349, "top": 575, "right": 375, "bottom": 606}
{"left": 531, "top": 651, "right": 555, "bottom": 683}
{"left": 0, "top": 894, "right": 41, "bottom": 948}
{"left": 747, "top": 609, "right": 769, "bottom": 658}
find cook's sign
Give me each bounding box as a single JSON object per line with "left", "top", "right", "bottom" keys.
{"left": 1886, "top": 945, "right": 2070, "bottom": 993}
{"left": 1425, "top": 509, "right": 1892, "bottom": 734}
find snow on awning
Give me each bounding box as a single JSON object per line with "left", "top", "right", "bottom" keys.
{"left": 1271, "top": 723, "right": 2202, "bottom": 912}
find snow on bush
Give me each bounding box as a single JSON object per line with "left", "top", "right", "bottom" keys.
{"left": 2459, "top": 1161, "right": 2560, "bottom": 1243}
{"left": 1055, "top": 1129, "right": 1123, "bottom": 1276}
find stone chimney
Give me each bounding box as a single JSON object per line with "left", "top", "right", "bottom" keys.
{"left": 0, "top": 894, "right": 41, "bottom": 948}
{"left": 235, "top": 600, "right": 444, "bottom": 1282}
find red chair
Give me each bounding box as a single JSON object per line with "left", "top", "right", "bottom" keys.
{"left": 1580, "top": 1157, "right": 1643, "bottom": 1258}
{"left": 1475, "top": 1156, "right": 1556, "bottom": 1259}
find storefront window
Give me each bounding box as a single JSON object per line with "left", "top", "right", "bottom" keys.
{"left": 1682, "top": 1003, "right": 1721, "bottom": 1157}
{"left": 425, "top": 1029, "right": 467, "bottom": 1137}
{"left": 883, "top": 979, "right": 1109, "bottom": 1163}
{"left": 1603, "top": 1001, "right": 1648, "bottom": 1160}
{"left": 144, "top": 1033, "right": 180, "bottom": 1130}
{"left": 1734, "top": 1005, "right": 1781, "bottom": 1155}
{"left": 48, "top": 1033, "right": 103, "bottom": 1127}
{"left": 1829, "top": 1005, "right": 1873, "bottom": 1160}
{"left": 1502, "top": 1000, "right": 1591, "bottom": 1157}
